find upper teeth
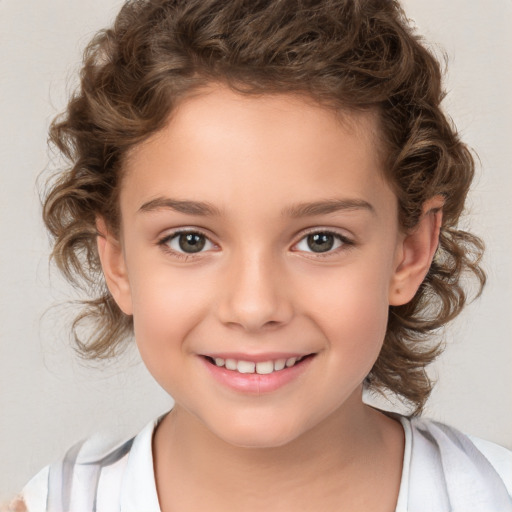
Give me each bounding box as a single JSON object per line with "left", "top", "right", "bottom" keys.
{"left": 212, "top": 356, "right": 303, "bottom": 374}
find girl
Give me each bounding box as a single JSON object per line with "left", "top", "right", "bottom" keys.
{"left": 15, "top": 0, "right": 512, "bottom": 510}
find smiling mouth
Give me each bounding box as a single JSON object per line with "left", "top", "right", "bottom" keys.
{"left": 203, "top": 355, "right": 314, "bottom": 375}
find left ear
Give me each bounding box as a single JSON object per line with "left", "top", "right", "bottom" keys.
{"left": 389, "top": 196, "right": 444, "bottom": 306}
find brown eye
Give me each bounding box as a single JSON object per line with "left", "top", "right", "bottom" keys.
{"left": 178, "top": 233, "right": 206, "bottom": 253}
{"left": 164, "top": 231, "right": 213, "bottom": 254}
{"left": 306, "top": 233, "right": 335, "bottom": 253}
{"left": 294, "top": 231, "right": 348, "bottom": 254}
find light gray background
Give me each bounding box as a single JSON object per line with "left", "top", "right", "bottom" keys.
{"left": 1, "top": 0, "right": 511, "bottom": 499}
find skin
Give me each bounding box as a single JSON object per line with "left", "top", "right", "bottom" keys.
{"left": 98, "top": 85, "right": 442, "bottom": 511}
{"left": 0, "top": 497, "right": 27, "bottom": 512}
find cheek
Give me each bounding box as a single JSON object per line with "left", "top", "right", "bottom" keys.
{"left": 128, "top": 271, "right": 213, "bottom": 397}
{"left": 298, "top": 260, "right": 391, "bottom": 352}
{"left": 128, "top": 268, "right": 212, "bottom": 355}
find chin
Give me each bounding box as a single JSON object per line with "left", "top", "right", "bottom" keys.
{"left": 205, "top": 412, "right": 309, "bottom": 449}
{"left": 220, "top": 429, "right": 300, "bottom": 449}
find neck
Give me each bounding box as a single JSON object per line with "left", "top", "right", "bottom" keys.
{"left": 153, "top": 391, "right": 404, "bottom": 511}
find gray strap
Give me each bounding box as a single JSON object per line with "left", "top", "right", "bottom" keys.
{"left": 46, "top": 437, "right": 135, "bottom": 512}
{"left": 46, "top": 440, "right": 84, "bottom": 512}
{"left": 89, "top": 439, "right": 134, "bottom": 512}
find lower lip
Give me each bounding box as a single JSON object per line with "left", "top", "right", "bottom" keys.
{"left": 201, "top": 356, "right": 314, "bottom": 394}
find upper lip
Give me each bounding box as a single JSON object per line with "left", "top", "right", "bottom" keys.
{"left": 201, "top": 352, "right": 312, "bottom": 362}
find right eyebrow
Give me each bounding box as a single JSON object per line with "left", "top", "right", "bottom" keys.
{"left": 282, "top": 198, "right": 376, "bottom": 218}
{"left": 138, "top": 197, "right": 222, "bottom": 216}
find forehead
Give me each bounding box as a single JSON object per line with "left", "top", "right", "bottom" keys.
{"left": 121, "top": 86, "right": 394, "bottom": 219}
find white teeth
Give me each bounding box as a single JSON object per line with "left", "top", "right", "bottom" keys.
{"left": 274, "top": 359, "right": 286, "bottom": 371}
{"left": 285, "top": 357, "right": 297, "bottom": 368}
{"left": 210, "top": 355, "right": 307, "bottom": 374}
{"left": 256, "top": 361, "right": 274, "bottom": 374}
{"left": 225, "top": 359, "right": 237, "bottom": 370}
{"left": 237, "top": 360, "right": 256, "bottom": 373}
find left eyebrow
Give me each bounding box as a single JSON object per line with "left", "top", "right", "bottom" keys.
{"left": 138, "top": 197, "right": 222, "bottom": 216}
{"left": 282, "top": 198, "right": 376, "bottom": 218}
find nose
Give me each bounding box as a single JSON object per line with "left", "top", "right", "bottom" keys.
{"left": 217, "top": 250, "right": 294, "bottom": 333}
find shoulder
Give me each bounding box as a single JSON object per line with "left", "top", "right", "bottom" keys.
{"left": 21, "top": 436, "right": 133, "bottom": 512}
{"left": 399, "top": 415, "right": 512, "bottom": 511}
{"left": 21, "top": 417, "right": 161, "bottom": 512}
{"left": 468, "top": 434, "right": 512, "bottom": 493}
{"left": 408, "top": 417, "right": 512, "bottom": 490}
{"left": 20, "top": 467, "right": 49, "bottom": 512}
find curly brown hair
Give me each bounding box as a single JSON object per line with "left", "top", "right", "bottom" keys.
{"left": 43, "top": 0, "right": 485, "bottom": 414}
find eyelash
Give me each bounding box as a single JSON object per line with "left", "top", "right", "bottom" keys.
{"left": 157, "top": 228, "right": 355, "bottom": 260}
{"left": 157, "top": 229, "right": 216, "bottom": 261}
{"left": 295, "top": 229, "right": 355, "bottom": 259}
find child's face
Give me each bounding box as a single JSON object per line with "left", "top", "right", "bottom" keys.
{"left": 104, "top": 86, "right": 408, "bottom": 447}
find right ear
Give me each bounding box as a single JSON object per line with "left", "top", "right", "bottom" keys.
{"left": 96, "top": 217, "right": 133, "bottom": 316}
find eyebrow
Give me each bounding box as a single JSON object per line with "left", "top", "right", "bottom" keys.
{"left": 138, "top": 197, "right": 222, "bottom": 216}
{"left": 282, "top": 198, "right": 375, "bottom": 218}
{"left": 138, "top": 196, "right": 375, "bottom": 218}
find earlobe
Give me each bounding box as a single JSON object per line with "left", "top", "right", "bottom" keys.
{"left": 96, "top": 217, "right": 133, "bottom": 315}
{"left": 389, "top": 196, "right": 444, "bottom": 306}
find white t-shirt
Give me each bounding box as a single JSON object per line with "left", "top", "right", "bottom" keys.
{"left": 22, "top": 414, "right": 512, "bottom": 512}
